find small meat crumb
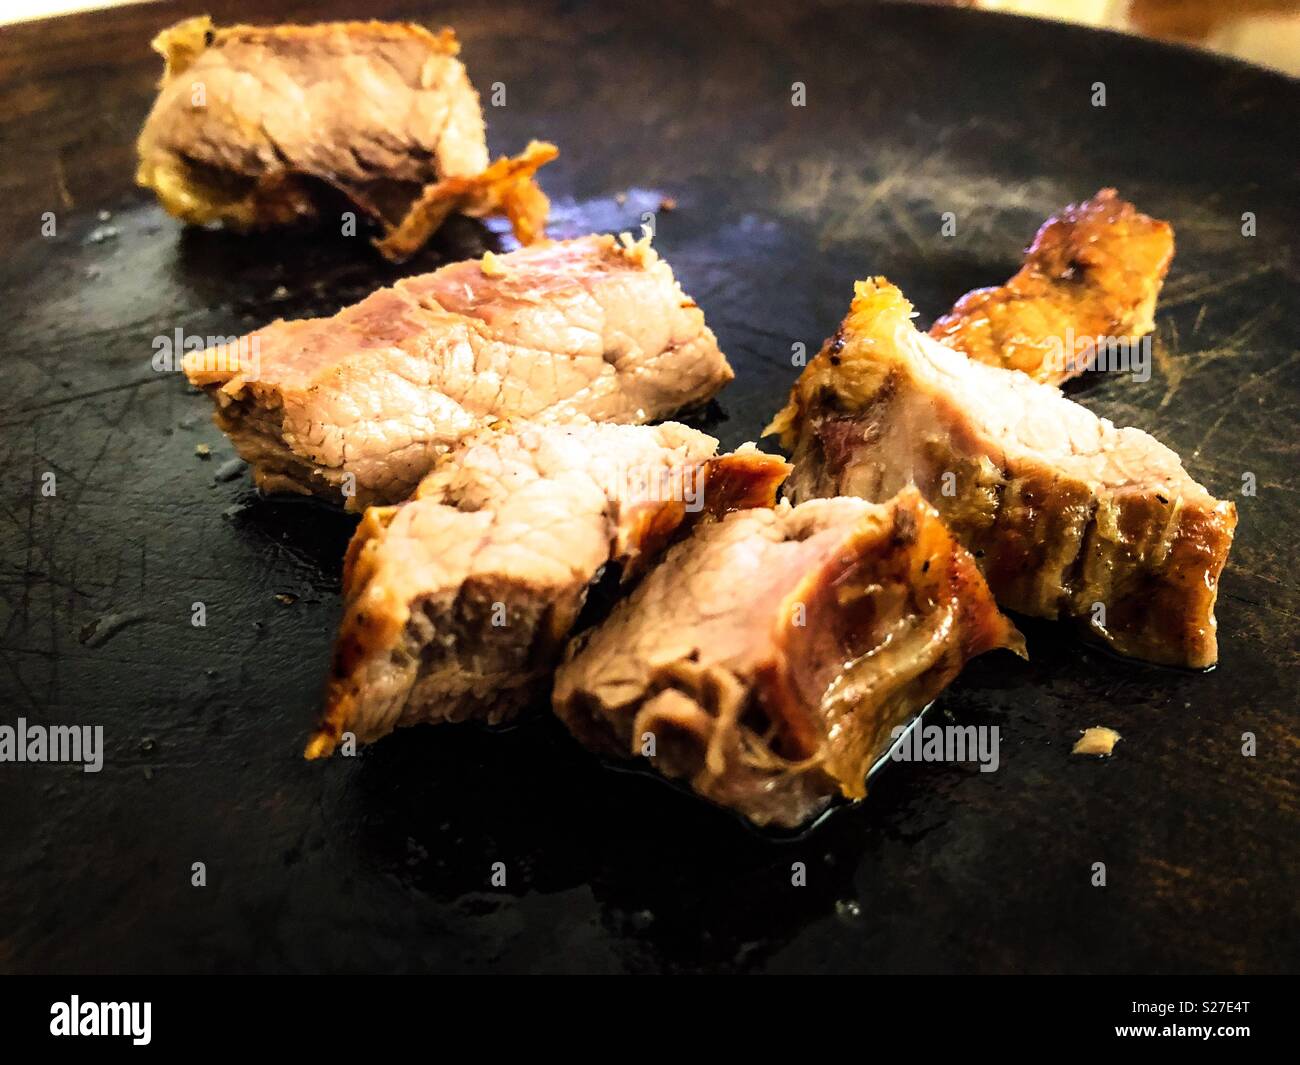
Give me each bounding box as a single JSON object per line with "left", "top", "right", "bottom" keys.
{"left": 659, "top": 196, "right": 678, "bottom": 212}
{"left": 615, "top": 231, "right": 658, "bottom": 267}
{"left": 1072, "top": 726, "right": 1121, "bottom": 756}
{"left": 480, "top": 250, "right": 508, "bottom": 278}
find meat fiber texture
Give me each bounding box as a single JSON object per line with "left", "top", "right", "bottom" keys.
{"left": 184, "top": 235, "right": 735, "bottom": 510}
{"left": 553, "top": 487, "right": 1023, "bottom": 828}
{"left": 135, "top": 17, "right": 556, "bottom": 259}
{"left": 767, "top": 278, "right": 1237, "bottom": 668}
{"left": 929, "top": 189, "right": 1174, "bottom": 385}
{"left": 307, "top": 419, "right": 790, "bottom": 757}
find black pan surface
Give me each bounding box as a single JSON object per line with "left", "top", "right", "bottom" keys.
{"left": 1, "top": 0, "right": 1297, "bottom": 973}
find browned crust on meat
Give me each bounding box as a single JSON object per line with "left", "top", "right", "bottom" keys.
{"left": 767, "top": 278, "right": 1237, "bottom": 669}
{"left": 699, "top": 449, "right": 792, "bottom": 516}
{"left": 759, "top": 491, "right": 1024, "bottom": 795}
{"left": 615, "top": 450, "right": 792, "bottom": 579}
{"left": 553, "top": 489, "right": 1023, "bottom": 827}
{"left": 929, "top": 189, "right": 1174, "bottom": 384}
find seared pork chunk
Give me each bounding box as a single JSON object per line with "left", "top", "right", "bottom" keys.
{"left": 306, "top": 420, "right": 789, "bottom": 757}
{"left": 184, "top": 236, "right": 734, "bottom": 509}
{"left": 553, "top": 488, "right": 1023, "bottom": 828}
{"left": 136, "top": 17, "right": 555, "bottom": 259}
{"left": 929, "top": 189, "right": 1174, "bottom": 384}
{"left": 767, "top": 278, "right": 1237, "bottom": 668}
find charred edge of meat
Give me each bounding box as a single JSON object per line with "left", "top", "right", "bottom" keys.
{"left": 927, "top": 188, "right": 1175, "bottom": 384}
{"left": 698, "top": 449, "right": 793, "bottom": 518}
{"left": 375, "top": 141, "right": 559, "bottom": 262}
{"left": 617, "top": 449, "right": 793, "bottom": 581}
{"left": 1065, "top": 488, "right": 1237, "bottom": 667}
{"left": 306, "top": 505, "right": 408, "bottom": 759}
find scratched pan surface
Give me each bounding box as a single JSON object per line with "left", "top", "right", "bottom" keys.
{"left": 1, "top": 0, "right": 1297, "bottom": 974}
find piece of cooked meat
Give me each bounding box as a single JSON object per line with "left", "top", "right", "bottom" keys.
{"left": 767, "top": 278, "right": 1237, "bottom": 669}
{"left": 135, "top": 17, "right": 555, "bottom": 260}
{"left": 1072, "top": 727, "right": 1121, "bottom": 756}
{"left": 552, "top": 487, "right": 1023, "bottom": 828}
{"left": 928, "top": 189, "right": 1174, "bottom": 384}
{"left": 183, "top": 235, "right": 735, "bottom": 510}
{"left": 306, "top": 420, "right": 790, "bottom": 757}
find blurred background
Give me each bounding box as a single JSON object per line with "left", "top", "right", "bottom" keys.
{"left": 5, "top": 0, "right": 1299, "bottom": 76}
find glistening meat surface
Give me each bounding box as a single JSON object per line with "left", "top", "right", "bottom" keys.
{"left": 184, "top": 235, "right": 735, "bottom": 509}
{"left": 553, "top": 488, "right": 1023, "bottom": 828}
{"left": 307, "top": 419, "right": 789, "bottom": 757}
{"left": 767, "top": 278, "right": 1237, "bottom": 668}
{"left": 929, "top": 189, "right": 1174, "bottom": 384}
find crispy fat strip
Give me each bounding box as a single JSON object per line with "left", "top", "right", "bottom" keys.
{"left": 929, "top": 189, "right": 1174, "bottom": 384}
{"left": 375, "top": 141, "right": 558, "bottom": 262}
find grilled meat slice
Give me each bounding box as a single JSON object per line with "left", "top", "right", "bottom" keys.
{"left": 929, "top": 189, "right": 1174, "bottom": 384}
{"left": 767, "top": 278, "right": 1237, "bottom": 668}
{"left": 553, "top": 487, "right": 1023, "bottom": 828}
{"left": 307, "top": 420, "right": 789, "bottom": 757}
{"left": 184, "top": 235, "right": 735, "bottom": 510}
{"left": 135, "top": 17, "right": 555, "bottom": 259}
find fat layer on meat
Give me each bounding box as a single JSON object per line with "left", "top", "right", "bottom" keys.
{"left": 307, "top": 419, "right": 790, "bottom": 757}
{"left": 553, "top": 487, "right": 1023, "bottom": 828}
{"left": 929, "top": 189, "right": 1174, "bottom": 384}
{"left": 135, "top": 17, "right": 555, "bottom": 258}
{"left": 767, "top": 277, "right": 1237, "bottom": 668}
{"left": 184, "top": 235, "right": 735, "bottom": 509}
